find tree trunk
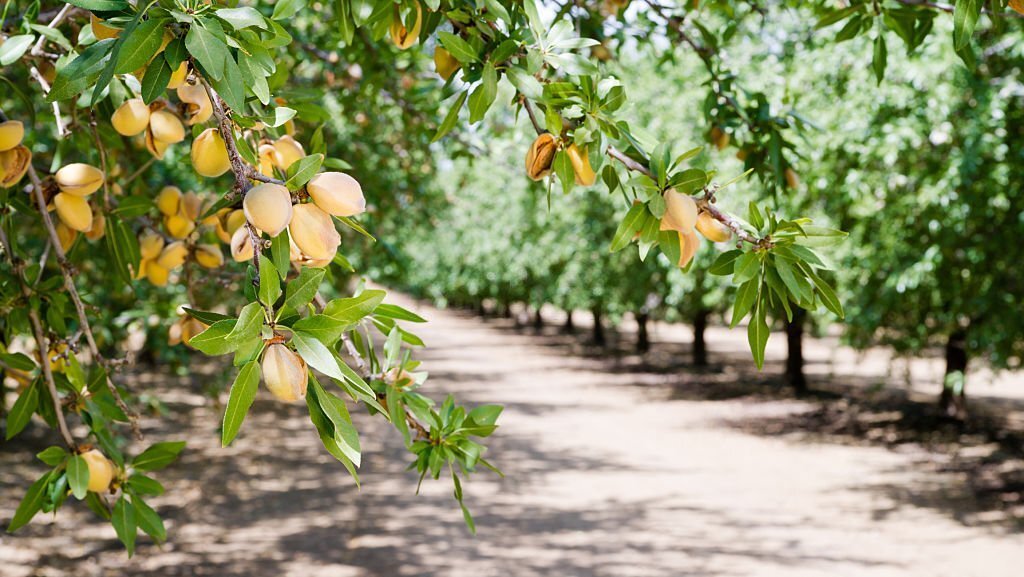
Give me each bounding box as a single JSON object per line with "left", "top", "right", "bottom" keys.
{"left": 592, "top": 307, "right": 606, "bottom": 347}
{"left": 693, "top": 308, "right": 709, "bottom": 367}
{"left": 476, "top": 301, "right": 487, "bottom": 317}
{"left": 533, "top": 306, "right": 543, "bottom": 332}
{"left": 939, "top": 331, "right": 969, "bottom": 419}
{"left": 563, "top": 310, "right": 575, "bottom": 334}
{"left": 636, "top": 312, "right": 650, "bottom": 353}
{"left": 785, "top": 308, "right": 808, "bottom": 396}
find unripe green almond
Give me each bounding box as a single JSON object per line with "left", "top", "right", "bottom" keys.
{"left": 307, "top": 172, "right": 366, "bottom": 217}
{"left": 243, "top": 183, "right": 293, "bottom": 237}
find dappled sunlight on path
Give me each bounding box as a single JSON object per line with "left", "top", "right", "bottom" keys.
{"left": 2, "top": 294, "right": 1023, "bottom": 576}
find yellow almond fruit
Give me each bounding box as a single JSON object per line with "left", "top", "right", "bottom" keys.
{"left": 145, "top": 129, "right": 171, "bottom": 159}
{"left": 55, "top": 163, "right": 104, "bottom": 196}
{"left": 191, "top": 128, "right": 231, "bottom": 177}
{"left": 195, "top": 244, "right": 224, "bottom": 269}
{"left": 111, "top": 99, "right": 151, "bottom": 137}
{"left": 695, "top": 211, "right": 731, "bottom": 243}
{"left": 525, "top": 133, "right": 558, "bottom": 181}
{"left": 149, "top": 110, "right": 185, "bottom": 143}
{"left": 272, "top": 136, "right": 305, "bottom": 171}
{"left": 84, "top": 213, "right": 106, "bottom": 241}
{"left": 139, "top": 231, "right": 165, "bottom": 260}
{"left": 91, "top": 14, "right": 120, "bottom": 41}
{"left": 660, "top": 189, "right": 698, "bottom": 233}
{"left": 306, "top": 172, "right": 365, "bottom": 217}
{"left": 566, "top": 143, "right": 596, "bottom": 186}
{"left": 172, "top": 316, "right": 207, "bottom": 347}
{"left": 390, "top": 2, "right": 423, "bottom": 50}
{"left": 434, "top": 47, "right": 459, "bottom": 80}
{"left": 289, "top": 203, "right": 340, "bottom": 260}
{"left": 164, "top": 214, "right": 196, "bottom": 239}
{"left": 177, "top": 84, "right": 213, "bottom": 125}
{"left": 243, "top": 183, "right": 293, "bottom": 237}
{"left": 785, "top": 167, "right": 800, "bottom": 190}
{"left": 54, "top": 193, "right": 93, "bottom": 232}
{"left": 230, "top": 226, "right": 255, "bottom": 262}
{"left": 80, "top": 449, "right": 115, "bottom": 493}
{"left": 258, "top": 144, "right": 277, "bottom": 177}
{"left": 0, "top": 120, "right": 24, "bottom": 151}
{"left": 145, "top": 261, "right": 170, "bottom": 286}
{"left": 167, "top": 62, "right": 188, "bottom": 89}
{"left": 56, "top": 221, "right": 78, "bottom": 252}
{"left": 0, "top": 145, "right": 31, "bottom": 188}
{"left": 216, "top": 209, "right": 246, "bottom": 244}
{"left": 157, "top": 241, "right": 189, "bottom": 269}
{"left": 261, "top": 343, "right": 308, "bottom": 402}
{"left": 155, "top": 185, "right": 182, "bottom": 216}
{"left": 179, "top": 191, "right": 202, "bottom": 221}
{"left": 678, "top": 229, "right": 700, "bottom": 269}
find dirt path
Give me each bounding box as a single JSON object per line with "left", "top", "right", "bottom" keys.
{"left": 2, "top": 296, "right": 1023, "bottom": 576}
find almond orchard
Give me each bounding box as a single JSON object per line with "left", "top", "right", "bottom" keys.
{"left": 1, "top": 0, "right": 1022, "bottom": 556}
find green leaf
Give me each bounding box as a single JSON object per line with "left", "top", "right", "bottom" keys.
{"left": 6, "top": 381, "right": 38, "bottom": 440}
{"left": 133, "top": 495, "right": 166, "bottom": 543}
{"left": 127, "top": 474, "right": 164, "bottom": 496}
{"left": 36, "top": 447, "right": 67, "bottom": 467}
{"left": 732, "top": 252, "right": 761, "bottom": 285}
{"left": 48, "top": 39, "right": 116, "bottom": 101}
{"left": 953, "top": 0, "right": 981, "bottom": 51}
{"left": 437, "top": 31, "right": 478, "bottom": 63}
{"left": 0, "top": 35, "right": 35, "bottom": 66}
{"left": 186, "top": 21, "right": 228, "bottom": 81}
{"left": 216, "top": 7, "right": 267, "bottom": 30}
{"left": 872, "top": 33, "right": 887, "bottom": 84}
{"left": 292, "top": 331, "right": 346, "bottom": 382}
{"left": 111, "top": 495, "right": 137, "bottom": 557}
{"left": 222, "top": 361, "right": 260, "bottom": 446}
{"left": 468, "top": 62, "right": 497, "bottom": 123}
{"left": 272, "top": 0, "right": 307, "bottom": 20}
{"left": 186, "top": 318, "right": 239, "bottom": 355}
{"left": 115, "top": 17, "right": 166, "bottom": 74}
{"left": 806, "top": 268, "right": 845, "bottom": 320}
{"left": 709, "top": 249, "right": 743, "bottom": 276}
{"left": 183, "top": 308, "right": 233, "bottom": 325}
{"left": 553, "top": 150, "right": 575, "bottom": 195}
{"left": 131, "top": 441, "right": 186, "bottom": 472}
{"left": 731, "top": 279, "right": 758, "bottom": 328}
{"left": 66, "top": 0, "right": 129, "bottom": 9}
{"left": 284, "top": 267, "right": 325, "bottom": 311}
{"left": 270, "top": 234, "right": 291, "bottom": 278}
{"left": 433, "top": 90, "right": 467, "bottom": 142}
{"left": 374, "top": 303, "right": 426, "bottom": 323}
{"left": 7, "top": 471, "right": 51, "bottom": 532}
{"left": 748, "top": 301, "right": 769, "bottom": 370}
{"left": 309, "top": 377, "right": 361, "bottom": 466}
{"left": 322, "top": 290, "right": 386, "bottom": 324}
{"left": 67, "top": 454, "right": 90, "bottom": 500}
{"left": 284, "top": 154, "right": 324, "bottom": 189}
{"left": 0, "top": 352, "right": 36, "bottom": 371}
{"left": 292, "top": 315, "right": 349, "bottom": 346}
{"left": 227, "top": 302, "right": 265, "bottom": 342}
{"left": 140, "top": 56, "right": 173, "bottom": 103}
{"left": 258, "top": 256, "right": 282, "bottom": 307}
{"left": 610, "top": 203, "right": 646, "bottom": 252}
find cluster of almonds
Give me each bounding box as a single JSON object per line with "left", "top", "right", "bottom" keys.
{"left": 524, "top": 133, "right": 597, "bottom": 186}
{"left": 0, "top": 120, "right": 31, "bottom": 189}
{"left": 49, "top": 164, "right": 107, "bottom": 249}
{"left": 661, "top": 190, "right": 732, "bottom": 268}
{"left": 236, "top": 171, "right": 365, "bottom": 267}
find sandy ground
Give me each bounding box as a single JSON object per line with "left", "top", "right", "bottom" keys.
{"left": 2, "top": 295, "right": 1023, "bottom": 577}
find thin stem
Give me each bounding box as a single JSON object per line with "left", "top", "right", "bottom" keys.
{"left": 0, "top": 225, "right": 76, "bottom": 449}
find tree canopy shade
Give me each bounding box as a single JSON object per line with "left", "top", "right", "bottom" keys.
{"left": 1, "top": 0, "right": 1022, "bottom": 553}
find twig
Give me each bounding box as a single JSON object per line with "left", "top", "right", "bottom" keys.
{"left": 25, "top": 165, "right": 142, "bottom": 438}
{"left": 0, "top": 226, "right": 76, "bottom": 449}
{"left": 30, "top": 3, "right": 73, "bottom": 56}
